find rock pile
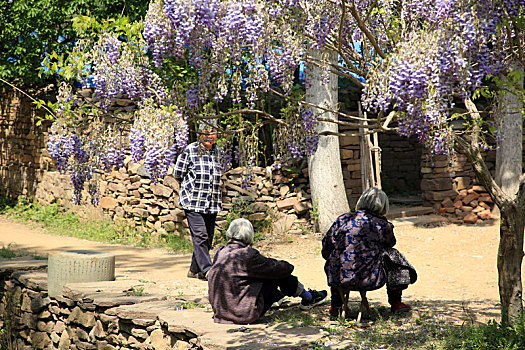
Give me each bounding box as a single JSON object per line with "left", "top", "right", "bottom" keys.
{"left": 439, "top": 185, "right": 494, "bottom": 224}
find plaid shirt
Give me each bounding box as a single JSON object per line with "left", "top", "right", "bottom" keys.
{"left": 173, "top": 141, "right": 222, "bottom": 214}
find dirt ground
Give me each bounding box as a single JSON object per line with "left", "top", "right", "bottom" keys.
{"left": 0, "top": 214, "right": 519, "bottom": 325}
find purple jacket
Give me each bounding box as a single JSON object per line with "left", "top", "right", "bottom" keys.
{"left": 208, "top": 241, "right": 294, "bottom": 324}
{"left": 322, "top": 210, "right": 396, "bottom": 291}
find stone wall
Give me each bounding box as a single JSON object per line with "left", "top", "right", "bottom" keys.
{"left": 0, "top": 260, "right": 201, "bottom": 350}
{"left": 35, "top": 163, "right": 314, "bottom": 238}
{"left": 0, "top": 89, "right": 52, "bottom": 200}
{"left": 379, "top": 133, "right": 423, "bottom": 195}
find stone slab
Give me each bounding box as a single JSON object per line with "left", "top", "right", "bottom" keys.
{"left": 0, "top": 258, "right": 47, "bottom": 275}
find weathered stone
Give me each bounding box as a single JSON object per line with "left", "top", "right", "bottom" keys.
{"left": 276, "top": 197, "right": 298, "bottom": 211}
{"left": 423, "top": 190, "right": 458, "bottom": 201}
{"left": 68, "top": 307, "right": 96, "bottom": 328}
{"left": 95, "top": 340, "right": 117, "bottom": 350}
{"left": 462, "top": 192, "right": 480, "bottom": 205}
{"left": 89, "top": 320, "right": 106, "bottom": 341}
{"left": 149, "top": 329, "right": 170, "bottom": 350}
{"left": 131, "top": 328, "right": 148, "bottom": 339}
{"left": 441, "top": 197, "right": 453, "bottom": 208}
{"left": 478, "top": 210, "right": 492, "bottom": 220}
{"left": 163, "top": 221, "right": 176, "bottom": 232}
{"left": 163, "top": 176, "right": 180, "bottom": 192}
{"left": 31, "top": 295, "right": 51, "bottom": 313}
{"left": 174, "top": 340, "right": 190, "bottom": 350}
{"left": 137, "top": 165, "right": 150, "bottom": 177}
{"left": 463, "top": 213, "right": 478, "bottom": 224}
{"left": 455, "top": 176, "right": 470, "bottom": 190}
{"left": 51, "top": 331, "right": 61, "bottom": 343}
{"left": 107, "top": 182, "right": 127, "bottom": 193}
{"left": 279, "top": 185, "right": 290, "bottom": 197}
{"left": 21, "top": 293, "right": 32, "bottom": 312}
{"left": 273, "top": 213, "right": 296, "bottom": 235}
{"left": 101, "top": 197, "right": 118, "bottom": 210}
{"left": 21, "top": 311, "right": 38, "bottom": 329}
{"left": 247, "top": 212, "right": 267, "bottom": 221}
{"left": 76, "top": 327, "right": 90, "bottom": 341}
{"left": 421, "top": 178, "right": 453, "bottom": 191}
{"left": 471, "top": 185, "right": 486, "bottom": 192}
{"left": 151, "top": 183, "right": 173, "bottom": 198}
{"left": 30, "top": 331, "right": 51, "bottom": 349}
{"left": 53, "top": 320, "right": 66, "bottom": 333}
{"left": 148, "top": 206, "right": 160, "bottom": 216}
{"left": 293, "top": 201, "right": 310, "bottom": 215}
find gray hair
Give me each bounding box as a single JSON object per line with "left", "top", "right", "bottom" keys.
{"left": 356, "top": 187, "right": 389, "bottom": 217}
{"left": 226, "top": 218, "right": 254, "bottom": 245}
{"left": 198, "top": 119, "right": 218, "bottom": 133}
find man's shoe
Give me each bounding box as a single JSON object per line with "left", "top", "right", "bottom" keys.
{"left": 197, "top": 271, "right": 209, "bottom": 281}
{"left": 187, "top": 270, "right": 199, "bottom": 279}
{"left": 299, "top": 289, "right": 328, "bottom": 310}
{"left": 391, "top": 301, "right": 412, "bottom": 314}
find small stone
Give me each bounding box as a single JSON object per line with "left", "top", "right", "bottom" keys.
{"left": 463, "top": 213, "right": 478, "bottom": 224}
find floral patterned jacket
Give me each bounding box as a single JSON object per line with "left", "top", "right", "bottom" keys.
{"left": 322, "top": 210, "right": 396, "bottom": 291}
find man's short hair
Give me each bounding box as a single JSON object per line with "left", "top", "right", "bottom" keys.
{"left": 356, "top": 187, "right": 390, "bottom": 217}
{"left": 226, "top": 218, "right": 254, "bottom": 245}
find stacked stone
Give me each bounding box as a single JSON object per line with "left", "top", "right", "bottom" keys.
{"left": 0, "top": 261, "right": 201, "bottom": 350}
{"left": 35, "top": 159, "right": 317, "bottom": 239}
{"left": 421, "top": 152, "right": 495, "bottom": 211}
{"left": 338, "top": 133, "right": 362, "bottom": 207}
{"left": 439, "top": 185, "right": 494, "bottom": 224}
{"left": 0, "top": 89, "right": 50, "bottom": 200}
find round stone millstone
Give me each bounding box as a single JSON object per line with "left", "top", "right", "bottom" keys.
{"left": 47, "top": 250, "right": 115, "bottom": 298}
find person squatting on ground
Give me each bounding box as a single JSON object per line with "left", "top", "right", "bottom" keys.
{"left": 173, "top": 123, "right": 222, "bottom": 281}
{"left": 208, "top": 218, "right": 328, "bottom": 324}
{"left": 322, "top": 187, "right": 417, "bottom": 318}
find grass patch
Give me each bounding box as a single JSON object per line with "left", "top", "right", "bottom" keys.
{"left": 263, "top": 308, "right": 322, "bottom": 328}
{"left": 443, "top": 316, "right": 525, "bottom": 350}
{"left": 0, "top": 245, "right": 17, "bottom": 259}
{"left": 0, "top": 197, "right": 192, "bottom": 253}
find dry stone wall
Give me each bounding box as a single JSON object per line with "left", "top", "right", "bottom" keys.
{"left": 35, "top": 162, "right": 315, "bottom": 239}
{"left": 0, "top": 259, "right": 201, "bottom": 350}
{"left": 0, "top": 89, "right": 52, "bottom": 200}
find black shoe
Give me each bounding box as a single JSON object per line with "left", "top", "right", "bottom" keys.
{"left": 300, "top": 289, "right": 327, "bottom": 310}
{"left": 187, "top": 270, "right": 199, "bottom": 279}
{"left": 197, "top": 271, "right": 209, "bottom": 281}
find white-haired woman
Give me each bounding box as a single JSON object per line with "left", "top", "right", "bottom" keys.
{"left": 208, "top": 218, "right": 327, "bottom": 324}
{"left": 322, "top": 187, "right": 417, "bottom": 318}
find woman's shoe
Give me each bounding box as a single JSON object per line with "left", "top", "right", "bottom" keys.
{"left": 391, "top": 301, "right": 412, "bottom": 314}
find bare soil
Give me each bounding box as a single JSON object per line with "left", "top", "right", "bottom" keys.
{"left": 0, "top": 214, "right": 518, "bottom": 325}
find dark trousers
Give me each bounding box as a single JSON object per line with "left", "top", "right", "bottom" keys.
{"left": 260, "top": 275, "right": 300, "bottom": 315}
{"left": 330, "top": 285, "right": 406, "bottom": 309}
{"left": 185, "top": 210, "right": 217, "bottom": 274}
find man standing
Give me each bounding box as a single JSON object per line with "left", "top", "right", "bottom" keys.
{"left": 173, "top": 123, "right": 221, "bottom": 280}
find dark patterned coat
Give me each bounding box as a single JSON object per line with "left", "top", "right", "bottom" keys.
{"left": 322, "top": 210, "right": 397, "bottom": 291}
{"left": 208, "top": 241, "right": 294, "bottom": 324}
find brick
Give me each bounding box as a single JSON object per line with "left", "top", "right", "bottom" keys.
{"left": 463, "top": 213, "right": 478, "bottom": 224}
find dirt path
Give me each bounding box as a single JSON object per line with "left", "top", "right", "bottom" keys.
{"left": 0, "top": 214, "right": 517, "bottom": 324}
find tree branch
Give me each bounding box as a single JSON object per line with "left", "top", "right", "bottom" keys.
{"left": 454, "top": 98, "right": 511, "bottom": 209}
{"left": 348, "top": 1, "right": 386, "bottom": 59}
{"left": 0, "top": 78, "right": 57, "bottom": 118}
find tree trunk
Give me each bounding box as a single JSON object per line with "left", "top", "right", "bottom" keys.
{"left": 498, "top": 204, "right": 524, "bottom": 324}
{"left": 495, "top": 61, "right": 524, "bottom": 323}
{"left": 495, "top": 61, "right": 523, "bottom": 198}
{"left": 307, "top": 49, "right": 349, "bottom": 234}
